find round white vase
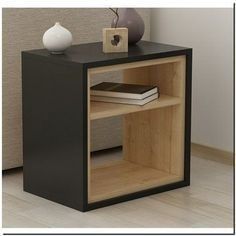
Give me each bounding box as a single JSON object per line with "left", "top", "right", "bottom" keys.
{"left": 43, "top": 22, "right": 72, "bottom": 54}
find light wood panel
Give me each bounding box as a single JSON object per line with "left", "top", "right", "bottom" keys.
{"left": 123, "top": 107, "right": 173, "bottom": 172}
{"left": 149, "top": 59, "right": 185, "bottom": 174}
{"left": 148, "top": 57, "right": 185, "bottom": 97}
{"left": 90, "top": 95, "right": 182, "bottom": 120}
{"left": 89, "top": 160, "right": 181, "bottom": 203}
{"left": 88, "top": 56, "right": 183, "bottom": 75}
{"left": 148, "top": 57, "right": 186, "bottom": 176}
{"left": 123, "top": 56, "right": 186, "bottom": 176}
{"left": 170, "top": 106, "right": 185, "bottom": 176}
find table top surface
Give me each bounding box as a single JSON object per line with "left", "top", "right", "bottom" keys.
{"left": 23, "top": 41, "right": 191, "bottom": 67}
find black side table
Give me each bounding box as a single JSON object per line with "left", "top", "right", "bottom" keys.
{"left": 22, "top": 41, "right": 192, "bottom": 212}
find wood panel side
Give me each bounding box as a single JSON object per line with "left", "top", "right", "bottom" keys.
{"left": 170, "top": 58, "right": 186, "bottom": 177}
{"left": 122, "top": 66, "right": 156, "bottom": 168}
{"left": 89, "top": 56, "right": 183, "bottom": 75}
{"left": 123, "top": 108, "right": 173, "bottom": 173}
{"left": 148, "top": 56, "right": 185, "bottom": 97}
{"left": 149, "top": 57, "right": 186, "bottom": 177}
{"left": 123, "top": 56, "right": 186, "bottom": 177}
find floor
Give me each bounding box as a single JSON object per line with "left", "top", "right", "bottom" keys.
{"left": 2, "top": 149, "right": 234, "bottom": 228}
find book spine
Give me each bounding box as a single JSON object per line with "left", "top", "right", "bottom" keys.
{"left": 91, "top": 93, "right": 158, "bottom": 106}
{"left": 91, "top": 88, "right": 157, "bottom": 100}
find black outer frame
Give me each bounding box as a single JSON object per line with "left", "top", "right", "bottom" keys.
{"left": 22, "top": 41, "right": 192, "bottom": 212}
{"left": 22, "top": 54, "right": 88, "bottom": 211}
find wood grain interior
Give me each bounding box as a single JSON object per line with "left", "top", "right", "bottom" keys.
{"left": 123, "top": 107, "right": 174, "bottom": 173}
{"left": 90, "top": 95, "right": 181, "bottom": 120}
{"left": 89, "top": 160, "right": 182, "bottom": 203}
{"left": 123, "top": 56, "right": 186, "bottom": 177}
{"left": 88, "top": 56, "right": 183, "bottom": 75}
{"left": 88, "top": 56, "right": 186, "bottom": 203}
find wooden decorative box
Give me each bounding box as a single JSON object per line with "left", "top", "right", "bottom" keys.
{"left": 102, "top": 27, "right": 128, "bottom": 53}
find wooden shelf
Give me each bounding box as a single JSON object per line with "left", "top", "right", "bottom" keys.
{"left": 89, "top": 160, "right": 182, "bottom": 203}
{"left": 90, "top": 95, "right": 182, "bottom": 120}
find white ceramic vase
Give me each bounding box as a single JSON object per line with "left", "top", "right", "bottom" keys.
{"left": 43, "top": 22, "right": 72, "bottom": 54}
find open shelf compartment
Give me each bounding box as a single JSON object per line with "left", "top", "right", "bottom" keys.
{"left": 90, "top": 160, "right": 181, "bottom": 203}
{"left": 90, "top": 95, "right": 181, "bottom": 120}
{"left": 88, "top": 56, "right": 186, "bottom": 203}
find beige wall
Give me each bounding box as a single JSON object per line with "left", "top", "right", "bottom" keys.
{"left": 3, "top": 8, "right": 151, "bottom": 169}
{"left": 151, "top": 8, "right": 233, "bottom": 152}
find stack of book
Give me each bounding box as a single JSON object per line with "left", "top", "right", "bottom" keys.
{"left": 90, "top": 82, "right": 159, "bottom": 106}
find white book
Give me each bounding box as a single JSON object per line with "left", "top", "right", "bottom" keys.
{"left": 91, "top": 93, "right": 159, "bottom": 106}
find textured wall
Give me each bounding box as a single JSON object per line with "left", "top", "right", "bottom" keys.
{"left": 3, "top": 8, "right": 150, "bottom": 169}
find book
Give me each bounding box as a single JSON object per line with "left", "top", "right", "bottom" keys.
{"left": 90, "top": 82, "right": 158, "bottom": 99}
{"left": 91, "top": 93, "right": 159, "bottom": 106}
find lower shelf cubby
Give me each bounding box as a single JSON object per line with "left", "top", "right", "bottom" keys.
{"left": 88, "top": 104, "right": 185, "bottom": 204}
{"left": 89, "top": 159, "right": 182, "bottom": 203}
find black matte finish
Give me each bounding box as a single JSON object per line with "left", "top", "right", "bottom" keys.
{"left": 25, "top": 40, "right": 190, "bottom": 68}
{"left": 22, "top": 41, "right": 192, "bottom": 212}
{"left": 184, "top": 50, "right": 193, "bottom": 185}
{"left": 22, "top": 54, "right": 87, "bottom": 211}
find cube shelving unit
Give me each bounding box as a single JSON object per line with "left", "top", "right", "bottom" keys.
{"left": 22, "top": 41, "right": 192, "bottom": 212}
